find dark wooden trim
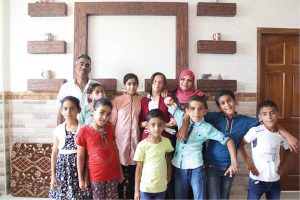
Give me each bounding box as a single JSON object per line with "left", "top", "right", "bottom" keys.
{"left": 74, "top": 2, "right": 188, "bottom": 78}
{"left": 27, "top": 41, "right": 66, "bottom": 54}
{"left": 257, "top": 29, "right": 262, "bottom": 108}
{"left": 197, "top": 80, "right": 237, "bottom": 92}
{"left": 28, "top": 3, "right": 67, "bottom": 17}
{"left": 93, "top": 78, "right": 117, "bottom": 91}
{"left": 144, "top": 79, "right": 177, "bottom": 92}
{"left": 197, "top": 40, "right": 236, "bottom": 54}
{"left": 197, "top": 2, "right": 236, "bottom": 17}
{"left": 257, "top": 27, "right": 300, "bottom": 35}
{"left": 27, "top": 79, "right": 66, "bottom": 91}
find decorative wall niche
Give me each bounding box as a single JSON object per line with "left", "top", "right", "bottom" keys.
{"left": 73, "top": 2, "right": 188, "bottom": 79}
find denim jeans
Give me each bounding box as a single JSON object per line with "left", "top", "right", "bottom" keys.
{"left": 174, "top": 166, "right": 206, "bottom": 200}
{"left": 247, "top": 178, "right": 281, "bottom": 200}
{"left": 206, "top": 165, "right": 234, "bottom": 199}
{"left": 140, "top": 191, "right": 165, "bottom": 200}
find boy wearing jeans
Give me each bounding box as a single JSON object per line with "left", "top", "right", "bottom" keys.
{"left": 165, "top": 95, "right": 238, "bottom": 199}
{"left": 239, "top": 100, "right": 291, "bottom": 200}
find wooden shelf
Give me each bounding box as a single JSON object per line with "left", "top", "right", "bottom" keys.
{"left": 197, "top": 40, "right": 236, "bottom": 54}
{"left": 27, "top": 79, "right": 66, "bottom": 92}
{"left": 144, "top": 79, "right": 177, "bottom": 92}
{"left": 27, "top": 41, "right": 66, "bottom": 54}
{"left": 28, "top": 3, "right": 67, "bottom": 17}
{"left": 197, "top": 80, "right": 237, "bottom": 92}
{"left": 197, "top": 2, "right": 236, "bottom": 17}
{"left": 93, "top": 79, "right": 117, "bottom": 91}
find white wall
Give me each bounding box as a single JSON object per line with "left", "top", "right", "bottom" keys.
{"left": 4, "top": 0, "right": 300, "bottom": 92}
{"left": 0, "top": 1, "right": 3, "bottom": 91}
{"left": 0, "top": 0, "right": 8, "bottom": 91}
{"left": 89, "top": 15, "right": 176, "bottom": 90}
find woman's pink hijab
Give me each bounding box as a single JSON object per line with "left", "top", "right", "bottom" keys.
{"left": 176, "top": 69, "right": 205, "bottom": 104}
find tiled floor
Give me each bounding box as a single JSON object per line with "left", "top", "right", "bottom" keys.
{"left": 273, "top": 191, "right": 299, "bottom": 200}
{"left": 231, "top": 191, "right": 300, "bottom": 199}
{"left": 0, "top": 191, "right": 299, "bottom": 199}
{"left": 0, "top": 195, "right": 45, "bottom": 200}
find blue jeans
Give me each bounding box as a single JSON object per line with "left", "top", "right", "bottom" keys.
{"left": 206, "top": 165, "right": 234, "bottom": 199}
{"left": 174, "top": 166, "right": 206, "bottom": 200}
{"left": 248, "top": 178, "right": 281, "bottom": 200}
{"left": 140, "top": 191, "right": 165, "bottom": 200}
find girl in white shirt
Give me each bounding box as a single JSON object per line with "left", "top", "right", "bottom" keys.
{"left": 49, "top": 96, "right": 90, "bottom": 199}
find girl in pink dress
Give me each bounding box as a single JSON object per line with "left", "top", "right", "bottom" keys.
{"left": 110, "top": 73, "right": 142, "bottom": 199}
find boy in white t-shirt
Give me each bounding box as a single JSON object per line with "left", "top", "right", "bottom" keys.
{"left": 134, "top": 109, "right": 174, "bottom": 200}
{"left": 238, "top": 100, "right": 292, "bottom": 200}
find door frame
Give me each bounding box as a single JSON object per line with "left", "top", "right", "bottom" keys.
{"left": 257, "top": 27, "right": 300, "bottom": 190}
{"left": 257, "top": 27, "right": 299, "bottom": 105}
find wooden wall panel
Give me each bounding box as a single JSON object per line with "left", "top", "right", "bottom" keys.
{"left": 292, "top": 73, "right": 299, "bottom": 117}
{"left": 265, "top": 72, "right": 284, "bottom": 117}
{"left": 93, "top": 79, "right": 117, "bottom": 91}
{"left": 292, "top": 43, "right": 299, "bottom": 64}
{"left": 265, "top": 43, "right": 284, "bottom": 65}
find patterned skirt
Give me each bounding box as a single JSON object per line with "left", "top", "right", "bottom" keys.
{"left": 49, "top": 153, "right": 92, "bottom": 200}
{"left": 91, "top": 180, "right": 119, "bottom": 200}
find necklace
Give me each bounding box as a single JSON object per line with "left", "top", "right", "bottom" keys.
{"left": 89, "top": 125, "right": 108, "bottom": 144}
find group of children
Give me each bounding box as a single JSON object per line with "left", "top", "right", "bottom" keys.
{"left": 49, "top": 69, "right": 297, "bottom": 200}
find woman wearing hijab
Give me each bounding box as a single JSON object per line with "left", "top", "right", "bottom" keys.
{"left": 172, "top": 69, "right": 205, "bottom": 111}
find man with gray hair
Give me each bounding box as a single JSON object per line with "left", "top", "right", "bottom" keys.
{"left": 56, "top": 54, "right": 98, "bottom": 124}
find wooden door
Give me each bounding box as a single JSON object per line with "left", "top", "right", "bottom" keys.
{"left": 257, "top": 28, "right": 299, "bottom": 190}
